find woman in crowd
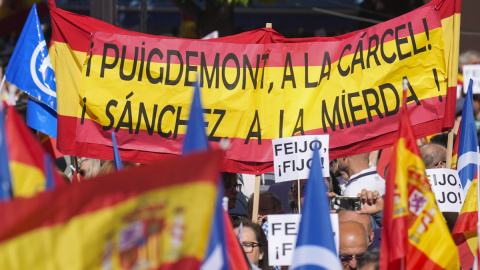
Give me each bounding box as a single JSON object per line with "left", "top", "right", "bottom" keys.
{"left": 232, "top": 218, "right": 271, "bottom": 270}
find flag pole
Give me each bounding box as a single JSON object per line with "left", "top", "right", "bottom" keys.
{"left": 297, "top": 179, "right": 302, "bottom": 213}
{"left": 252, "top": 174, "right": 261, "bottom": 223}
{"left": 446, "top": 130, "right": 454, "bottom": 168}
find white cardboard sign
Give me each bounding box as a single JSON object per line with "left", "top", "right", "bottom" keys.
{"left": 463, "top": 65, "right": 480, "bottom": 94}
{"left": 272, "top": 135, "right": 329, "bottom": 182}
{"left": 267, "top": 213, "right": 338, "bottom": 266}
{"left": 425, "top": 168, "right": 465, "bottom": 212}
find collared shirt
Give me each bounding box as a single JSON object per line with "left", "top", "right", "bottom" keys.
{"left": 342, "top": 167, "right": 385, "bottom": 197}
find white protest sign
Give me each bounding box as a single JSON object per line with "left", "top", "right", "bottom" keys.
{"left": 272, "top": 135, "right": 329, "bottom": 182}
{"left": 463, "top": 65, "right": 480, "bottom": 94}
{"left": 267, "top": 213, "right": 338, "bottom": 266}
{"left": 426, "top": 168, "right": 465, "bottom": 212}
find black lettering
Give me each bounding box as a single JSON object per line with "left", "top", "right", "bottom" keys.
{"left": 292, "top": 109, "right": 305, "bottom": 136}
{"left": 135, "top": 103, "right": 158, "bottom": 135}
{"left": 260, "top": 54, "right": 269, "bottom": 89}
{"left": 404, "top": 77, "right": 421, "bottom": 106}
{"left": 322, "top": 96, "right": 343, "bottom": 132}
{"left": 165, "top": 50, "right": 184, "bottom": 85}
{"left": 379, "top": 83, "right": 399, "bottom": 117}
{"left": 395, "top": 24, "right": 411, "bottom": 60}
{"left": 305, "top": 53, "right": 317, "bottom": 88}
{"left": 408, "top": 22, "right": 426, "bottom": 55}
{"left": 100, "top": 43, "right": 119, "bottom": 78}
{"left": 103, "top": 99, "right": 118, "bottom": 131}
{"left": 173, "top": 106, "right": 188, "bottom": 139}
{"left": 119, "top": 45, "right": 138, "bottom": 81}
{"left": 366, "top": 34, "right": 381, "bottom": 68}
{"left": 208, "top": 109, "right": 225, "bottom": 142}
{"left": 146, "top": 48, "right": 163, "bottom": 84}
{"left": 318, "top": 51, "right": 331, "bottom": 85}
{"left": 348, "top": 92, "right": 366, "bottom": 126}
{"left": 351, "top": 40, "right": 365, "bottom": 73}
{"left": 381, "top": 29, "right": 396, "bottom": 63}
{"left": 243, "top": 55, "right": 260, "bottom": 89}
{"left": 184, "top": 51, "right": 198, "bottom": 86}
{"left": 362, "top": 88, "right": 384, "bottom": 122}
{"left": 245, "top": 110, "right": 261, "bottom": 145}
{"left": 201, "top": 52, "right": 220, "bottom": 88}
{"left": 338, "top": 44, "right": 351, "bottom": 77}
{"left": 222, "top": 53, "right": 240, "bottom": 90}
{"left": 282, "top": 53, "right": 296, "bottom": 88}
{"left": 157, "top": 105, "right": 175, "bottom": 138}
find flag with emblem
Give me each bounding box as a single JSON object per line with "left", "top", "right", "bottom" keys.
{"left": 380, "top": 80, "right": 459, "bottom": 269}
{"left": 4, "top": 4, "right": 57, "bottom": 138}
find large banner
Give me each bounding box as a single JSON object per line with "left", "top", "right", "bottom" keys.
{"left": 50, "top": 0, "right": 461, "bottom": 173}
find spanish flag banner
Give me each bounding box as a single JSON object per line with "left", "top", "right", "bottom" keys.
{"left": 6, "top": 106, "right": 65, "bottom": 197}
{"left": 50, "top": 0, "right": 460, "bottom": 174}
{"left": 452, "top": 177, "right": 478, "bottom": 269}
{"left": 0, "top": 149, "right": 223, "bottom": 269}
{"left": 380, "top": 88, "right": 459, "bottom": 269}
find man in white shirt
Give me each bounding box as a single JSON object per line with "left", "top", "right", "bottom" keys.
{"left": 338, "top": 153, "right": 385, "bottom": 197}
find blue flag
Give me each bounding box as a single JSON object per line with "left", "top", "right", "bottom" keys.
{"left": 457, "top": 79, "right": 479, "bottom": 192}
{"left": 0, "top": 108, "right": 12, "bottom": 200}
{"left": 290, "top": 148, "right": 341, "bottom": 270}
{"left": 5, "top": 4, "right": 57, "bottom": 138}
{"left": 200, "top": 181, "right": 229, "bottom": 270}
{"left": 182, "top": 79, "right": 209, "bottom": 154}
{"left": 26, "top": 97, "right": 57, "bottom": 138}
{"left": 43, "top": 154, "right": 55, "bottom": 190}
{"left": 111, "top": 131, "right": 123, "bottom": 171}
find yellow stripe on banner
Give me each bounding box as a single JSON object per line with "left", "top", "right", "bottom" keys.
{"left": 53, "top": 41, "right": 87, "bottom": 117}
{"left": 10, "top": 162, "right": 46, "bottom": 198}
{"left": 79, "top": 27, "right": 446, "bottom": 139}
{"left": 0, "top": 182, "right": 216, "bottom": 270}
{"left": 393, "top": 138, "right": 410, "bottom": 219}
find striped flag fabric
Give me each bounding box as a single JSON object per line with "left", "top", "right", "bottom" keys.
{"left": 380, "top": 84, "right": 459, "bottom": 269}
{"left": 452, "top": 177, "right": 479, "bottom": 269}
{"left": 5, "top": 106, "right": 65, "bottom": 198}
{"left": 457, "top": 79, "right": 479, "bottom": 192}
{"left": 0, "top": 149, "right": 224, "bottom": 269}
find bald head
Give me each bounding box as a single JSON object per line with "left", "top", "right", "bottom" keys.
{"left": 338, "top": 153, "right": 370, "bottom": 178}
{"left": 420, "top": 144, "right": 447, "bottom": 169}
{"left": 339, "top": 211, "right": 373, "bottom": 246}
{"left": 340, "top": 221, "right": 369, "bottom": 269}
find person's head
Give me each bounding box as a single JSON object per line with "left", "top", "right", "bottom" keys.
{"left": 232, "top": 218, "right": 269, "bottom": 270}
{"left": 459, "top": 50, "right": 480, "bottom": 73}
{"left": 247, "top": 191, "right": 284, "bottom": 224}
{"left": 98, "top": 160, "right": 138, "bottom": 175}
{"left": 78, "top": 157, "right": 102, "bottom": 179}
{"left": 339, "top": 220, "right": 369, "bottom": 270}
{"left": 222, "top": 172, "right": 240, "bottom": 210}
{"left": 338, "top": 211, "right": 374, "bottom": 247}
{"left": 420, "top": 143, "right": 447, "bottom": 169}
{"left": 338, "top": 153, "right": 370, "bottom": 178}
{"left": 357, "top": 248, "right": 380, "bottom": 270}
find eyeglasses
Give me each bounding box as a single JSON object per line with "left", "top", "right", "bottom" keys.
{"left": 339, "top": 253, "right": 365, "bottom": 264}
{"left": 241, "top": 241, "right": 261, "bottom": 253}
{"left": 225, "top": 183, "right": 242, "bottom": 192}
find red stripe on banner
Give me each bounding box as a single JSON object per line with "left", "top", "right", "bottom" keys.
{"left": 0, "top": 150, "right": 223, "bottom": 242}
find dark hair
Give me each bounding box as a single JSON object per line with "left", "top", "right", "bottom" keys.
{"left": 232, "top": 218, "right": 270, "bottom": 270}
{"left": 357, "top": 248, "right": 380, "bottom": 270}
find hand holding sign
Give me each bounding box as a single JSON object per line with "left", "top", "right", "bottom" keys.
{"left": 357, "top": 189, "right": 384, "bottom": 215}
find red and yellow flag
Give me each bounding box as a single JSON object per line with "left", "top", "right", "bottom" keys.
{"left": 452, "top": 177, "right": 478, "bottom": 269}
{"left": 380, "top": 102, "right": 459, "bottom": 269}
{"left": 6, "top": 106, "right": 65, "bottom": 197}
{"left": 0, "top": 149, "right": 223, "bottom": 269}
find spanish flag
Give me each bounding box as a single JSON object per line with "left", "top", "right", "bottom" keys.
{"left": 0, "top": 149, "right": 223, "bottom": 269}
{"left": 380, "top": 86, "right": 459, "bottom": 269}
{"left": 6, "top": 106, "right": 65, "bottom": 197}
{"left": 452, "top": 177, "right": 478, "bottom": 269}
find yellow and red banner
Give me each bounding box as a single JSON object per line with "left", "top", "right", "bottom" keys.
{"left": 50, "top": 0, "right": 460, "bottom": 173}
{"left": 452, "top": 177, "right": 478, "bottom": 269}
{"left": 0, "top": 149, "right": 223, "bottom": 269}
{"left": 380, "top": 102, "right": 459, "bottom": 269}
